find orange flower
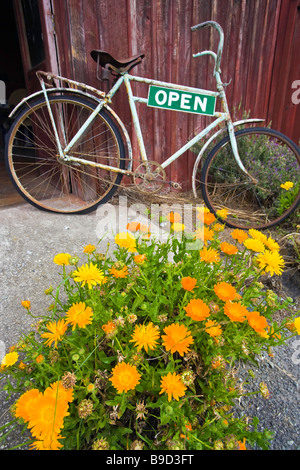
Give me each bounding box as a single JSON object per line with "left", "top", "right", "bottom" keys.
{"left": 127, "top": 221, "right": 140, "bottom": 232}
{"left": 220, "top": 241, "right": 238, "bottom": 255}
{"left": 162, "top": 323, "right": 193, "bottom": 356}
{"left": 36, "top": 355, "right": 44, "bottom": 364}
{"left": 184, "top": 298, "right": 210, "bottom": 321}
{"left": 200, "top": 247, "right": 220, "bottom": 264}
{"left": 247, "top": 311, "right": 269, "bottom": 338}
{"left": 159, "top": 371, "right": 186, "bottom": 402}
{"left": 181, "top": 276, "right": 197, "bottom": 292}
{"left": 238, "top": 438, "right": 247, "bottom": 450}
{"left": 21, "top": 300, "right": 31, "bottom": 310}
{"left": 205, "top": 320, "right": 222, "bottom": 337}
{"left": 134, "top": 254, "right": 146, "bottom": 264}
{"left": 214, "top": 282, "right": 238, "bottom": 302}
{"left": 109, "top": 362, "right": 141, "bottom": 393}
{"left": 102, "top": 321, "right": 116, "bottom": 335}
{"left": 224, "top": 301, "right": 248, "bottom": 323}
{"left": 110, "top": 266, "right": 129, "bottom": 278}
{"left": 230, "top": 229, "right": 248, "bottom": 244}
{"left": 204, "top": 211, "right": 216, "bottom": 225}
{"left": 166, "top": 212, "right": 181, "bottom": 223}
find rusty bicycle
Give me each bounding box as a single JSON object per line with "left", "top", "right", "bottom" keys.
{"left": 5, "top": 21, "right": 300, "bottom": 229}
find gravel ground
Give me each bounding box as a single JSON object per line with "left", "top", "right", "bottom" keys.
{"left": 0, "top": 201, "right": 299, "bottom": 450}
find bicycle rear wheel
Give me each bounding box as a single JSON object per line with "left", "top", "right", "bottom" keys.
{"left": 200, "top": 127, "right": 300, "bottom": 230}
{"left": 5, "top": 94, "right": 126, "bottom": 213}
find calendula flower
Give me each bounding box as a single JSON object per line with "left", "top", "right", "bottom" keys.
{"left": 110, "top": 265, "right": 129, "bottom": 278}
{"left": 281, "top": 181, "right": 294, "bottom": 190}
{"left": 294, "top": 317, "right": 300, "bottom": 335}
{"left": 159, "top": 371, "right": 187, "bottom": 402}
{"left": 21, "top": 300, "right": 31, "bottom": 310}
{"left": 238, "top": 438, "right": 247, "bottom": 450}
{"left": 248, "top": 229, "right": 268, "bottom": 244}
{"left": 256, "top": 250, "right": 285, "bottom": 276}
{"left": 41, "top": 319, "right": 68, "bottom": 348}
{"left": 127, "top": 221, "right": 141, "bottom": 232}
{"left": 244, "top": 238, "right": 265, "bottom": 253}
{"left": 135, "top": 400, "right": 148, "bottom": 420}
{"left": 130, "top": 322, "right": 160, "bottom": 352}
{"left": 214, "top": 282, "right": 238, "bottom": 302}
{"left": 247, "top": 311, "right": 269, "bottom": 338}
{"left": 53, "top": 253, "right": 71, "bottom": 265}
{"left": 224, "top": 301, "right": 248, "bottom": 323}
{"left": 77, "top": 399, "right": 94, "bottom": 419}
{"left": 231, "top": 229, "right": 248, "bottom": 244}
{"left": 115, "top": 232, "right": 136, "bottom": 252}
{"left": 181, "top": 276, "right": 197, "bottom": 292}
{"left": 134, "top": 254, "right": 146, "bottom": 264}
{"left": 264, "top": 237, "right": 280, "bottom": 252}
{"left": 216, "top": 208, "right": 228, "bottom": 220}
{"left": 162, "top": 323, "right": 193, "bottom": 356}
{"left": 184, "top": 298, "right": 210, "bottom": 321}
{"left": 65, "top": 302, "right": 93, "bottom": 330}
{"left": 27, "top": 393, "right": 69, "bottom": 440}
{"left": 213, "top": 223, "right": 225, "bottom": 232}
{"left": 167, "top": 212, "right": 181, "bottom": 223}
{"left": 172, "top": 222, "right": 185, "bottom": 232}
{"left": 220, "top": 241, "right": 238, "bottom": 255}
{"left": 1, "top": 351, "right": 19, "bottom": 368}
{"left": 83, "top": 244, "right": 96, "bottom": 254}
{"left": 205, "top": 319, "right": 222, "bottom": 337}
{"left": 44, "top": 381, "right": 74, "bottom": 404}
{"left": 109, "top": 362, "right": 141, "bottom": 393}
{"left": 200, "top": 246, "right": 220, "bottom": 263}
{"left": 73, "top": 262, "right": 105, "bottom": 289}
{"left": 30, "top": 434, "right": 64, "bottom": 450}
{"left": 35, "top": 354, "right": 44, "bottom": 364}
{"left": 102, "top": 321, "right": 117, "bottom": 335}
{"left": 15, "top": 389, "right": 41, "bottom": 422}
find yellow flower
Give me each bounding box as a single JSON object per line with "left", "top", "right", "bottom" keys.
{"left": 27, "top": 393, "right": 69, "bottom": 440}
{"left": 109, "top": 362, "right": 141, "bottom": 393}
{"left": 134, "top": 254, "right": 146, "bottom": 264}
{"left": 230, "top": 229, "right": 248, "bottom": 244}
{"left": 21, "top": 300, "right": 31, "bottom": 310}
{"left": 205, "top": 319, "right": 222, "bottom": 337}
{"left": 130, "top": 322, "right": 160, "bottom": 352}
{"left": 115, "top": 232, "right": 136, "bottom": 252}
{"left": 162, "top": 323, "right": 193, "bottom": 356}
{"left": 220, "top": 241, "right": 238, "bottom": 255}
{"left": 224, "top": 301, "right": 248, "bottom": 323}
{"left": 65, "top": 302, "right": 93, "bottom": 330}
{"left": 1, "top": 351, "right": 19, "bottom": 368}
{"left": 41, "top": 319, "right": 68, "bottom": 348}
{"left": 83, "top": 244, "right": 96, "bottom": 254}
{"left": 244, "top": 238, "right": 265, "bottom": 253}
{"left": 214, "top": 282, "right": 238, "bottom": 302}
{"left": 256, "top": 250, "right": 285, "bottom": 276}
{"left": 172, "top": 222, "right": 185, "bottom": 232}
{"left": 281, "top": 181, "right": 294, "bottom": 190}
{"left": 44, "top": 381, "right": 74, "bottom": 404}
{"left": 248, "top": 229, "right": 268, "bottom": 244}
{"left": 53, "top": 253, "right": 71, "bottom": 265}
{"left": 30, "top": 434, "right": 64, "bottom": 450}
{"left": 15, "top": 389, "right": 42, "bottom": 422}
{"left": 200, "top": 246, "right": 220, "bottom": 263}
{"left": 293, "top": 317, "right": 300, "bottom": 335}
{"left": 181, "top": 276, "right": 197, "bottom": 292}
{"left": 184, "top": 299, "right": 210, "bottom": 321}
{"left": 216, "top": 208, "right": 228, "bottom": 220}
{"left": 166, "top": 212, "right": 181, "bottom": 223}
{"left": 264, "top": 237, "right": 280, "bottom": 252}
{"left": 73, "top": 262, "right": 105, "bottom": 289}
{"left": 36, "top": 354, "right": 44, "bottom": 364}
{"left": 159, "top": 371, "right": 187, "bottom": 402}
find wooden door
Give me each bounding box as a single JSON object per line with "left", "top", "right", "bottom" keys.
{"left": 13, "top": 0, "right": 59, "bottom": 94}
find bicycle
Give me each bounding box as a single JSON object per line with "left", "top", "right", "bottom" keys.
{"left": 5, "top": 21, "right": 300, "bottom": 229}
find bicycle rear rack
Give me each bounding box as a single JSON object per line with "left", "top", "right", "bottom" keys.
{"left": 36, "top": 70, "right": 106, "bottom": 99}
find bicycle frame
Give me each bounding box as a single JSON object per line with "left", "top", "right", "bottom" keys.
{"left": 9, "top": 21, "right": 264, "bottom": 184}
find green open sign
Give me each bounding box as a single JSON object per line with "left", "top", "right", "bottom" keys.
{"left": 147, "top": 85, "right": 216, "bottom": 116}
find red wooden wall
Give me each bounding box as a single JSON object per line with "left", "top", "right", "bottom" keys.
{"left": 51, "top": 0, "right": 300, "bottom": 189}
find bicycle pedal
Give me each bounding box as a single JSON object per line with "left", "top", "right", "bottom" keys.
{"left": 171, "top": 182, "right": 182, "bottom": 190}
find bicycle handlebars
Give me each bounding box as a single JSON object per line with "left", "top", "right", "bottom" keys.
{"left": 191, "top": 21, "right": 224, "bottom": 74}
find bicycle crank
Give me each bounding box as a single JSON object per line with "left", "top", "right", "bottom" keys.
{"left": 133, "top": 161, "right": 167, "bottom": 193}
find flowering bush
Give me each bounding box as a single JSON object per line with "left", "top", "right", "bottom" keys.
{"left": 1, "top": 209, "right": 299, "bottom": 450}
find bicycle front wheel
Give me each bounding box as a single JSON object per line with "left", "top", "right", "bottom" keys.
{"left": 200, "top": 127, "right": 300, "bottom": 229}
{"left": 5, "top": 94, "right": 126, "bottom": 213}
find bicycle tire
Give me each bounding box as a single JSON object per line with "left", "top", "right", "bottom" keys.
{"left": 199, "top": 127, "right": 300, "bottom": 230}
{"left": 5, "top": 94, "right": 126, "bottom": 214}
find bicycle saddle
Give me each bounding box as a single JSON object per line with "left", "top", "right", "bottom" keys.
{"left": 90, "top": 50, "right": 145, "bottom": 73}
